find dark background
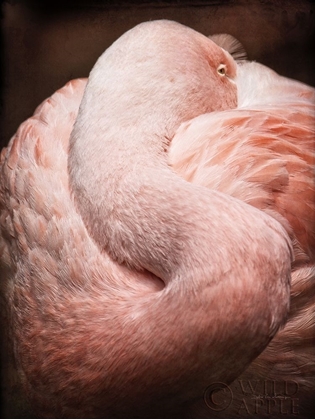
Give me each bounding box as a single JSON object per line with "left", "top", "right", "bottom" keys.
{"left": 0, "top": 0, "right": 314, "bottom": 418}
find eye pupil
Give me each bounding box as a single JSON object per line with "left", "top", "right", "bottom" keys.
{"left": 217, "top": 65, "right": 226, "bottom": 76}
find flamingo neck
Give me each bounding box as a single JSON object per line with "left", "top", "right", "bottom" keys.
{"left": 67, "top": 101, "right": 292, "bottom": 412}
{"left": 66, "top": 24, "right": 292, "bottom": 406}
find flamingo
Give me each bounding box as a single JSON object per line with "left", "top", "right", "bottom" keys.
{"left": 0, "top": 19, "right": 313, "bottom": 418}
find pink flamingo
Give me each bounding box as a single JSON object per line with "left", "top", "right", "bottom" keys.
{"left": 0, "top": 20, "right": 313, "bottom": 418}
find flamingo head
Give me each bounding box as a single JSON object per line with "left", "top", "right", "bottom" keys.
{"left": 72, "top": 20, "right": 238, "bottom": 145}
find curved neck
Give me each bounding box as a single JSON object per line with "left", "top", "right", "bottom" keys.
{"left": 67, "top": 79, "right": 292, "bottom": 379}
{"left": 66, "top": 22, "right": 292, "bottom": 414}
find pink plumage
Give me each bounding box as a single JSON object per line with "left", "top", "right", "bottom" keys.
{"left": 0, "top": 20, "right": 313, "bottom": 418}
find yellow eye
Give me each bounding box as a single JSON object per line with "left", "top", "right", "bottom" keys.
{"left": 217, "top": 64, "right": 227, "bottom": 76}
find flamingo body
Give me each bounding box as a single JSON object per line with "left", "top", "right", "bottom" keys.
{"left": 170, "top": 62, "right": 315, "bottom": 262}
{"left": 0, "top": 20, "right": 313, "bottom": 418}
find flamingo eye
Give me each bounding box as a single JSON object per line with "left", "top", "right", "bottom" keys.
{"left": 217, "top": 64, "right": 227, "bottom": 76}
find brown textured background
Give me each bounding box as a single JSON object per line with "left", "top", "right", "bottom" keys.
{"left": 0, "top": 0, "right": 314, "bottom": 418}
